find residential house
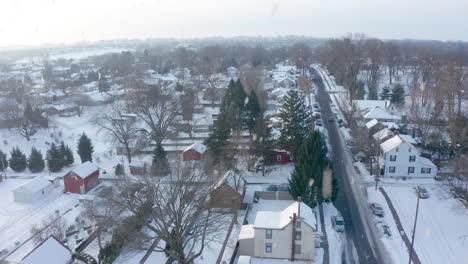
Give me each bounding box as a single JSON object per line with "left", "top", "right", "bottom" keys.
{"left": 12, "top": 177, "right": 54, "bottom": 203}
{"left": 209, "top": 170, "right": 246, "bottom": 209}
{"left": 63, "top": 161, "right": 100, "bottom": 194}
{"left": 379, "top": 135, "right": 437, "bottom": 178}
{"left": 45, "top": 104, "right": 79, "bottom": 116}
{"left": 21, "top": 236, "right": 73, "bottom": 264}
{"left": 239, "top": 199, "right": 316, "bottom": 261}
{"left": 270, "top": 150, "right": 293, "bottom": 165}
{"left": 353, "top": 100, "right": 401, "bottom": 124}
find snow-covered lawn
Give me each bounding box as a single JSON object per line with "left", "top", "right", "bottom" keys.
{"left": 244, "top": 164, "right": 294, "bottom": 184}
{"left": 384, "top": 186, "right": 468, "bottom": 264}
{"left": 0, "top": 179, "right": 81, "bottom": 260}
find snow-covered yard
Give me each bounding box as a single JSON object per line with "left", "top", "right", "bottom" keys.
{"left": 244, "top": 164, "right": 294, "bottom": 184}
{"left": 384, "top": 186, "right": 468, "bottom": 264}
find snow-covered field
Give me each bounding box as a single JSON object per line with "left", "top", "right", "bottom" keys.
{"left": 385, "top": 186, "right": 468, "bottom": 264}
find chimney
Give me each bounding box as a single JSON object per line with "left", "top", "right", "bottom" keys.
{"left": 297, "top": 196, "right": 302, "bottom": 218}
{"left": 291, "top": 213, "right": 296, "bottom": 261}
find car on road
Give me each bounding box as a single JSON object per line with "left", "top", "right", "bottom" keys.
{"left": 331, "top": 215, "right": 345, "bottom": 232}
{"left": 312, "top": 111, "right": 321, "bottom": 119}
{"left": 328, "top": 118, "right": 334, "bottom": 122}
{"left": 315, "top": 119, "right": 323, "bottom": 127}
{"left": 416, "top": 187, "right": 430, "bottom": 199}
{"left": 370, "top": 203, "right": 385, "bottom": 217}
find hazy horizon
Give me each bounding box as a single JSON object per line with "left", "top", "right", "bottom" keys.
{"left": 1, "top": 0, "right": 468, "bottom": 48}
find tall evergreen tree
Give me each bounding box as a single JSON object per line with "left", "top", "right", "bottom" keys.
{"left": 250, "top": 113, "right": 275, "bottom": 175}
{"left": 204, "top": 114, "right": 231, "bottom": 163}
{"left": 244, "top": 90, "right": 261, "bottom": 133}
{"left": 28, "top": 147, "right": 45, "bottom": 173}
{"left": 220, "top": 79, "right": 247, "bottom": 130}
{"left": 0, "top": 150, "right": 8, "bottom": 171}
{"left": 151, "top": 144, "right": 170, "bottom": 176}
{"left": 60, "top": 141, "right": 74, "bottom": 166}
{"left": 278, "top": 90, "right": 312, "bottom": 158}
{"left": 9, "top": 147, "right": 27, "bottom": 172}
{"left": 77, "top": 133, "right": 94, "bottom": 163}
{"left": 47, "top": 143, "right": 64, "bottom": 172}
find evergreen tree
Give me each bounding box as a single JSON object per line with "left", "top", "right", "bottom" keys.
{"left": 278, "top": 90, "right": 312, "bottom": 158}
{"left": 28, "top": 147, "right": 45, "bottom": 173}
{"left": 250, "top": 113, "right": 275, "bottom": 172}
{"left": 77, "top": 133, "right": 94, "bottom": 163}
{"left": 0, "top": 150, "right": 8, "bottom": 171}
{"left": 244, "top": 90, "right": 261, "bottom": 134}
{"left": 59, "top": 141, "right": 74, "bottom": 166}
{"left": 220, "top": 79, "right": 247, "bottom": 130}
{"left": 24, "top": 102, "right": 34, "bottom": 121}
{"left": 204, "top": 114, "right": 231, "bottom": 164}
{"left": 9, "top": 147, "right": 27, "bottom": 172}
{"left": 115, "top": 163, "right": 124, "bottom": 176}
{"left": 47, "top": 143, "right": 64, "bottom": 172}
{"left": 391, "top": 83, "right": 405, "bottom": 104}
{"left": 150, "top": 144, "right": 170, "bottom": 176}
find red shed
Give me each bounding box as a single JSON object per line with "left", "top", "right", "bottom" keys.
{"left": 63, "top": 161, "right": 99, "bottom": 194}
{"left": 182, "top": 143, "right": 207, "bottom": 161}
{"left": 271, "top": 150, "right": 293, "bottom": 164}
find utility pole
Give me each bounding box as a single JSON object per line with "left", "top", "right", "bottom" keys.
{"left": 0, "top": 156, "right": 6, "bottom": 180}
{"left": 408, "top": 186, "right": 421, "bottom": 264}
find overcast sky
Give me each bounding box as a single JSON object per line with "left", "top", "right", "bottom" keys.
{"left": 1, "top": 0, "right": 468, "bottom": 47}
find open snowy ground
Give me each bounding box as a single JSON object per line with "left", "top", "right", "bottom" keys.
{"left": 385, "top": 186, "right": 468, "bottom": 264}
{"left": 244, "top": 164, "right": 294, "bottom": 184}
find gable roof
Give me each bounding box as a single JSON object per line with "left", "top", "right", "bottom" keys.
{"left": 183, "top": 143, "right": 207, "bottom": 154}
{"left": 14, "top": 177, "right": 51, "bottom": 193}
{"left": 365, "top": 119, "right": 380, "bottom": 129}
{"left": 380, "top": 135, "right": 419, "bottom": 154}
{"left": 372, "top": 128, "right": 392, "bottom": 142}
{"left": 253, "top": 201, "right": 316, "bottom": 230}
{"left": 215, "top": 170, "right": 246, "bottom": 196}
{"left": 22, "top": 236, "right": 72, "bottom": 264}
{"left": 353, "top": 100, "right": 391, "bottom": 113}
{"left": 364, "top": 106, "right": 401, "bottom": 120}
{"left": 70, "top": 161, "right": 98, "bottom": 178}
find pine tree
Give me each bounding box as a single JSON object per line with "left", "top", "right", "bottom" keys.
{"left": 77, "top": 133, "right": 94, "bottom": 163}
{"left": 278, "top": 90, "right": 312, "bottom": 158}
{"left": 60, "top": 141, "right": 74, "bottom": 166}
{"left": 250, "top": 113, "right": 275, "bottom": 169}
{"left": 9, "top": 147, "right": 27, "bottom": 172}
{"left": 28, "top": 147, "right": 45, "bottom": 173}
{"left": 220, "top": 79, "right": 247, "bottom": 130}
{"left": 47, "top": 143, "right": 64, "bottom": 172}
{"left": 244, "top": 90, "right": 261, "bottom": 134}
{"left": 150, "top": 144, "right": 170, "bottom": 176}
{"left": 205, "top": 114, "right": 231, "bottom": 163}
{"left": 0, "top": 150, "right": 8, "bottom": 171}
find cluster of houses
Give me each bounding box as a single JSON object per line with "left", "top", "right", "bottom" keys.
{"left": 352, "top": 99, "right": 437, "bottom": 179}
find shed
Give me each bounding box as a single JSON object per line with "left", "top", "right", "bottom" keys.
{"left": 63, "top": 161, "right": 99, "bottom": 194}
{"left": 182, "top": 143, "right": 207, "bottom": 161}
{"left": 209, "top": 170, "right": 246, "bottom": 209}
{"left": 21, "top": 236, "right": 73, "bottom": 264}
{"left": 270, "top": 150, "right": 292, "bottom": 164}
{"left": 12, "top": 177, "right": 54, "bottom": 203}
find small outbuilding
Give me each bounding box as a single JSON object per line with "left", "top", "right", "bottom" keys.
{"left": 63, "top": 161, "right": 99, "bottom": 194}
{"left": 182, "top": 143, "right": 207, "bottom": 161}
{"left": 270, "top": 150, "right": 292, "bottom": 165}
{"left": 21, "top": 236, "right": 73, "bottom": 264}
{"left": 12, "top": 177, "right": 54, "bottom": 203}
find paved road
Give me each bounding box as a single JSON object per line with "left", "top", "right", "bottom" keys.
{"left": 311, "top": 67, "right": 383, "bottom": 264}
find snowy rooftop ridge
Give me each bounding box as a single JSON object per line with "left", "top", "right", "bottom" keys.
{"left": 364, "top": 106, "right": 401, "bottom": 120}
{"left": 380, "top": 135, "right": 419, "bottom": 154}
{"left": 22, "top": 236, "right": 72, "bottom": 264}
{"left": 253, "top": 200, "right": 316, "bottom": 230}
{"left": 70, "top": 161, "right": 99, "bottom": 178}
{"left": 183, "top": 142, "right": 207, "bottom": 154}
{"left": 13, "top": 177, "right": 52, "bottom": 193}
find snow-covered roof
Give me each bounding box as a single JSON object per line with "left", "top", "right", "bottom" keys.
{"left": 237, "top": 256, "right": 251, "bottom": 264}
{"left": 417, "top": 156, "right": 437, "bottom": 168}
{"left": 380, "top": 135, "right": 419, "bottom": 154}
{"left": 183, "top": 143, "right": 207, "bottom": 154}
{"left": 399, "top": 134, "right": 417, "bottom": 145}
{"left": 71, "top": 161, "right": 98, "bottom": 178}
{"left": 239, "top": 224, "right": 255, "bottom": 240}
{"left": 253, "top": 201, "right": 316, "bottom": 230}
{"left": 13, "top": 177, "right": 52, "bottom": 193}
{"left": 365, "top": 119, "right": 379, "bottom": 129}
{"left": 353, "top": 100, "right": 391, "bottom": 113}
{"left": 22, "top": 236, "right": 72, "bottom": 264}
{"left": 215, "top": 170, "right": 246, "bottom": 196}
{"left": 381, "top": 122, "right": 400, "bottom": 129}
{"left": 39, "top": 90, "right": 65, "bottom": 98}
{"left": 372, "top": 128, "right": 392, "bottom": 142}
{"left": 364, "top": 106, "right": 401, "bottom": 120}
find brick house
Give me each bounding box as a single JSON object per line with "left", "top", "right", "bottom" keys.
{"left": 63, "top": 161, "right": 99, "bottom": 194}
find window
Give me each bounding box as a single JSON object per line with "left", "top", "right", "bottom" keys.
{"left": 389, "top": 155, "right": 397, "bottom": 161}
{"left": 265, "top": 243, "right": 272, "bottom": 253}
{"left": 266, "top": 229, "right": 272, "bottom": 239}
{"left": 295, "top": 231, "right": 302, "bottom": 241}
{"left": 388, "top": 166, "right": 396, "bottom": 173}
{"left": 409, "top": 148, "right": 412, "bottom": 153}
{"left": 409, "top": 155, "right": 416, "bottom": 162}
{"left": 294, "top": 244, "right": 301, "bottom": 254}
{"left": 421, "top": 168, "right": 431, "bottom": 174}
{"left": 396, "top": 148, "right": 399, "bottom": 152}
{"left": 276, "top": 155, "right": 282, "bottom": 161}
{"left": 408, "top": 167, "right": 415, "bottom": 174}
{"left": 296, "top": 220, "right": 301, "bottom": 229}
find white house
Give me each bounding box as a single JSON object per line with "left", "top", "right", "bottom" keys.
{"left": 12, "top": 177, "right": 54, "bottom": 203}
{"left": 353, "top": 100, "right": 401, "bottom": 124}
{"left": 21, "top": 236, "right": 73, "bottom": 264}
{"left": 379, "top": 135, "right": 437, "bottom": 178}
{"left": 239, "top": 200, "right": 316, "bottom": 261}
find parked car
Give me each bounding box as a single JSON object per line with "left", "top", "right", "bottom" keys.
{"left": 416, "top": 187, "right": 430, "bottom": 199}
{"left": 434, "top": 175, "right": 443, "bottom": 181}
{"left": 331, "top": 215, "right": 345, "bottom": 232}
{"left": 315, "top": 119, "right": 323, "bottom": 127}
{"left": 375, "top": 220, "right": 392, "bottom": 237}
{"left": 312, "top": 112, "right": 321, "bottom": 119}
{"left": 328, "top": 118, "right": 334, "bottom": 122}
{"left": 370, "top": 203, "right": 385, "bottom": 217}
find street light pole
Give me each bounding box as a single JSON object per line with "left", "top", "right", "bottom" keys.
{"left": 408, "top": 186, "right": 421, "bottom": 264}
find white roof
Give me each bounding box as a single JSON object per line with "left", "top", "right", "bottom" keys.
{"left": 354, "top": 100, "right": 390, "bottom": 112}
{"left": 365, "top": 119, "right": 379, "bottom": 129}
{"left": 380, "top": 135, "right": 419, "bottom": 154}
{"left": 14, "top": 177, "right": 52, "bottom": 193}
{"left": 238, "top": 256, "right": 251, "bottom": 264}
{"left": 215, "top": 170, "right": 246, "bottom": 196}
{"left": 253, "top": 201, "right": 316, "bottom": 230}
{"left": 22, "top": 236, "right": 72, "bottom": 264}
{"left": 71, "top": 161, "right": 98, "bottom": 178}
{"left": 183, "top": 143, "right": 207, "bottom": 154}
{"left": 239, "top": 224, "right": 255, "bottom": 240}
{"left": 381, "top": 122, "right": 400, "bottom": 129}
{"left": 364, "top": 107, "right": 401, "bottom": 120}
{"left": 417, "top": 156, "right": 437, "bottom": 168}
{"left": 372, "top": 128, "right": 392, "bottom": 141}
{"left": 399, "top": 134, "right": 417, "bottom": 145}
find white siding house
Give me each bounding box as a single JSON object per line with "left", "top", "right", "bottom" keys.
{"left": 12, "top": 177, "right": 54, "bottom": 203}
{"left": 379, "top": 135, "right": 437, "bottom": 178}
{"left": 239, "top": 200, "right": 316, "bottom": 261}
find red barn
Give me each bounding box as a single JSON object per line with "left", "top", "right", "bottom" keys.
{"left": 271, "top": 150, "right": 293, "bottom": 164}
{"left": 64, "top": 161, "right": 99, "bottom": 194}
{"left": 182, "top": 143, "right": 207, "bottom": 161}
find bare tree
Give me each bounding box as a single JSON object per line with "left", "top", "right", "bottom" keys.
{"left": 198, "top": 62, "right": 224, "bottom": 106}
{"left": 290, "top": 43, "right": 312, "bottom": 74}
{"left": 407, "top": 85, "right": 435, "bottom": 145}
{"left": 94, "top": 101, "right": 139, "bottom": 164}
{"left": 30, "top": 213, "right": 67, "bottom": 244}
{"left": 363, "top": 39, "right": 384, "bottom": 99}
